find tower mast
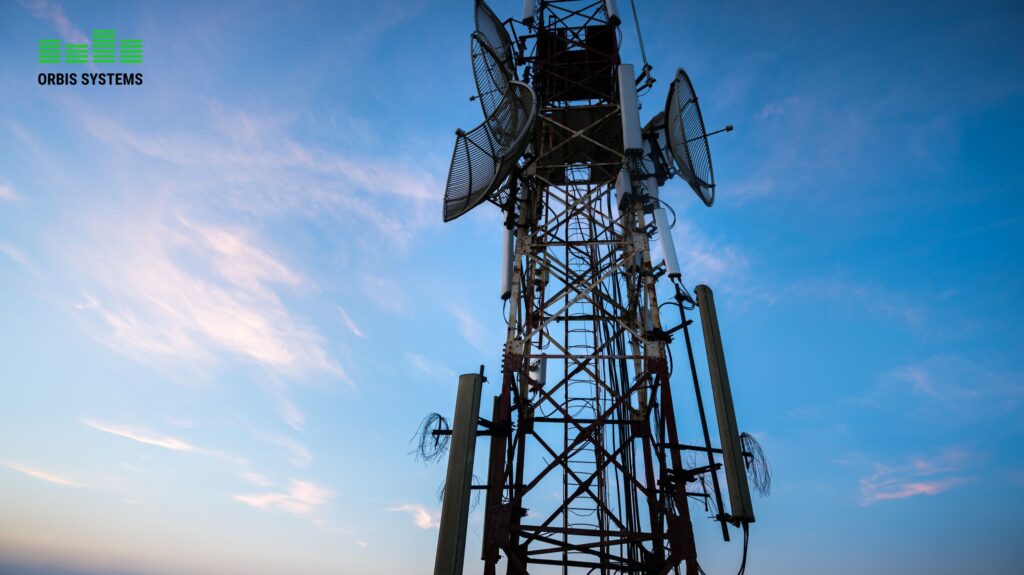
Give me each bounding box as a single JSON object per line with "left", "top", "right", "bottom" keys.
{"left": 482, "top": 2, "right": 697, "bottom": 572}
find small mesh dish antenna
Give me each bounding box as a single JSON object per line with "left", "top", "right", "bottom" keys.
{"left": 474, "top": 0, "right": 514, "bottom": 74}
{"left": 472, "top": 32, "right": 510, "bottom": 120}
{"left": 443, "top": 81, "right": 536, "bottom": 221}
{"left": 665, "top": 68, "right": 716, "bottom": 206}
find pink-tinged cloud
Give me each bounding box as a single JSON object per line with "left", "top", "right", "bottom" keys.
{"left": 863, "top": 477, "right": 965, "bottom": 503}
{"left": 3, "top": 461, "right": 82, "bottom": 487}
{"left": 82, "top": 419, "right": 246, "bottom": 464}
{"left": 235, "top": 479, "right": 333, "bottom": 515}
{"left": 388, "top": 503, "right": 439, "bottom": 529}
{"left": 0, "top": 182, "right": 17, "bottom": 201}
{"left": 74, "top": 216, "right": 345, "bottom": 381}
{"left": 858, "top": 447, "right": 978, "bottom": 505}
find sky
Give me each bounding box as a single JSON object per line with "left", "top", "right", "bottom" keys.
{"left": 0, "top": 0, "right": 1022, "bottom": 574}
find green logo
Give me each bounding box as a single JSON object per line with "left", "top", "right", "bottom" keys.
{"left": 38, "top": 29, "right": 143, "bottom": 64}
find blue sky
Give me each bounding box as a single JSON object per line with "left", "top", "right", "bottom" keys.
{"left": 0, "top": 0, "right": 1022, "bottom": 573}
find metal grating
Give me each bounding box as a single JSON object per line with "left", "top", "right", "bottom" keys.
{"left": 474, "top": 0, "right": 515, "bottom": 73}
{"left": 472, "top": 32, "right": 510, "bottom": 120}
{"left": 443, "top": 81, "right": 537, "bottom": 222}
{"left": 666, "top": 68, "right": 715, "bottom": 206}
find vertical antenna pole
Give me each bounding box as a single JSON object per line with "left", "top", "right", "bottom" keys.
{"left": 695, "top": 285, "right": 755, "bottom": 524}
{"left": 434, "top": 372, "right": 484, "bottom": 575}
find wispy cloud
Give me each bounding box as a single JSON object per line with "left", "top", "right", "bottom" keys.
{"left": 450, "top": 306, "right": 490, "bottom": 353}
{"left": 120, "top": 462, "right": 144, "bottom": 473}
{"left": 82, "top": 419, "right": 245, "bottom": 464}
{"left": 663, "top": 215, "right": 755, "bottom": 300}
{"left": 251, "top": 429, "right": 313, "bottom": 468}
{"left": 19, "top": 0, "right": 88, "bottom": 43}
{"left": 852, "top": 354, "right": 1024, "bottom": 421}
{"left": 235, "top": 479, "right": 333, "bottom": 516}
{"left": 404, "top": 352, "right": 455, "bottom": 383}
{"left": 241, "top": 472, "right": 274, "bottom": 487}
{"left": 0, "top": 182, "right": 17, "bottom": 202}
{"left": 786, "top": 278, "right": 927, "bottom": 328}
{"left": 0, "top": 243, "right": 30, "bottom": 267}
{"left": 277, "top": 394, "right": 306, "bottom": 431}
{"left": 3, "top": 461, "right": 82, "bottom": 487}
{"left": 858, "top": 447, "right": 978, "bottom": 505}
{"left": 74, "top": 216, "right": 341, "bottom": 379}
{"left": 77, "top": 103, "right": 441, "bottom": 245}
{"left": 360, "top": 273, "right": 410, "bottom": 315}
{"left": 891, "top": 356, "right": 1023, "bottom": 407}
{"left": 387, "top": 503, "right": 439, "bottom": 529}
{"left": 337, "top": 305, "right": 366, "bottom": 338}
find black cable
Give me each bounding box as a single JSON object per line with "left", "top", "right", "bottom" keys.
{"left": 738, "top": 523, "right": 750, "bottom": 575}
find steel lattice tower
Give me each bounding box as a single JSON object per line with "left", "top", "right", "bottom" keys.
{"left": 481, "top": 2, "right": 698, "bottom": 573}
{"left": 431, "top": 1, "right": 760, "bottom": 574}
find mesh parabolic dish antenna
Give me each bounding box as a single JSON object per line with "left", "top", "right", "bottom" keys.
{"left": 443, "top": 82, "right": 535, "bottom": 221}
{"left": 665, "top": 68, "right": 716, "bottom": 206}
{"left": 471, "top": 32, "right": 510, "bottom": 120}
{"left": 474, "top": 0, "right": 514, "bottom": 74}
{"left": 443, "top": 78, "right": 537, "bottom": 221}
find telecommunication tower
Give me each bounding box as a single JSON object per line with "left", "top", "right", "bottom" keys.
{"left": 421, "top": 2, "right": 768, "bottom": 574}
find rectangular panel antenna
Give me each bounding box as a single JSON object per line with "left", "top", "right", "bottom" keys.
{"left": 434, "top": 373, "right": 484, "bottom": 575}
{"left": 695, "top": 285, "right": 755, "bottom": 523}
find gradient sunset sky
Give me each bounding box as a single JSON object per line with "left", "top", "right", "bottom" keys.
{"left": 1, "top": 0, "right": 1023, "bottom": 574}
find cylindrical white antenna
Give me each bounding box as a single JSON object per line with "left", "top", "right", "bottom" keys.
{"left": 617, "top": 64, "right": 642, "bottom": 154}
{"left": 522, "top": 0, "right": 535, "bottom": 24}
{"left": 653, "top": 207, "right": 681, "bottom": 279}
{"left": 500, "top": 226, "right": 514, "bottom": 300}
{"left": 605, "top": 0, "right": 621, "bottom": 25}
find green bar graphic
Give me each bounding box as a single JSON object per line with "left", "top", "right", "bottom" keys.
{"left": 38, "top": 39, "right": 61, "bottom": 64}
{"left": 92, "top": 29, "right": 116, "bottom": 63}
{"left": 65, "top": 43, "right": 89, "bottom": 64}
{"left": 119, "top": 39, "right": 143, "bottom": 63}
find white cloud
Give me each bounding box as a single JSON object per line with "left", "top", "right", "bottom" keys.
{"left": 388, "top": 503, "right": 439, "bottom": 529}
{"left": 404, "top": 352, "right": 455, "bottom": 383}
{"left": 120, "top": 462, "right": 145, "bottom": 473}
{"left": 251, "top": 429, "right": 313, "bottom": 468}
{"left": 337, "top": 305, "right": 366, "bottom": 338}
{"left": 82, "top": 419, "right": 245, "bottom": 464}
{"left": 242, "top": 472, "right": 274, "bottom": 487}
{"left": 851, "top": 355, "right": 1024, "bottom": 421}
{"left": 450, "top": 306, "right": 490, "bottom": 352}
{"left": 0, "top": 243, "right": 29, "bottom": 267}
{"left": 74, "top": 215, "right": 341, "bottom": 378}
{"left": 0, "top": 183, "right": 17, "bottom": 202}
{"left": 19, "top": 0, "right": 88, "bottom": 43}
{"left": 77, "top": 104, "right": 441, "bottom": 246}
{"left": 278, "top": 395, "right": 306, "bottom": 431}
{"left": 3, "top": 461, "right": 82, "bottom": 487}
{"left": 662, "top": 214, "right": 753, "bottom": 296}
{"left": 890, "top": 356, "right": 1023, "bottom": 408}
{"left": 360, "top": 274, "right": 410, "bottom": 315}
{"left": 789, "top": 278, "right": 926, "bottom": 327}
{"left": 236, "top": 479, "right": 333, "bottom": 516}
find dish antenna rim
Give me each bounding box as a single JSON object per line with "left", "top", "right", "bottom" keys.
{"left": 665, "top": 67, "right": 716, "bottom": 207}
